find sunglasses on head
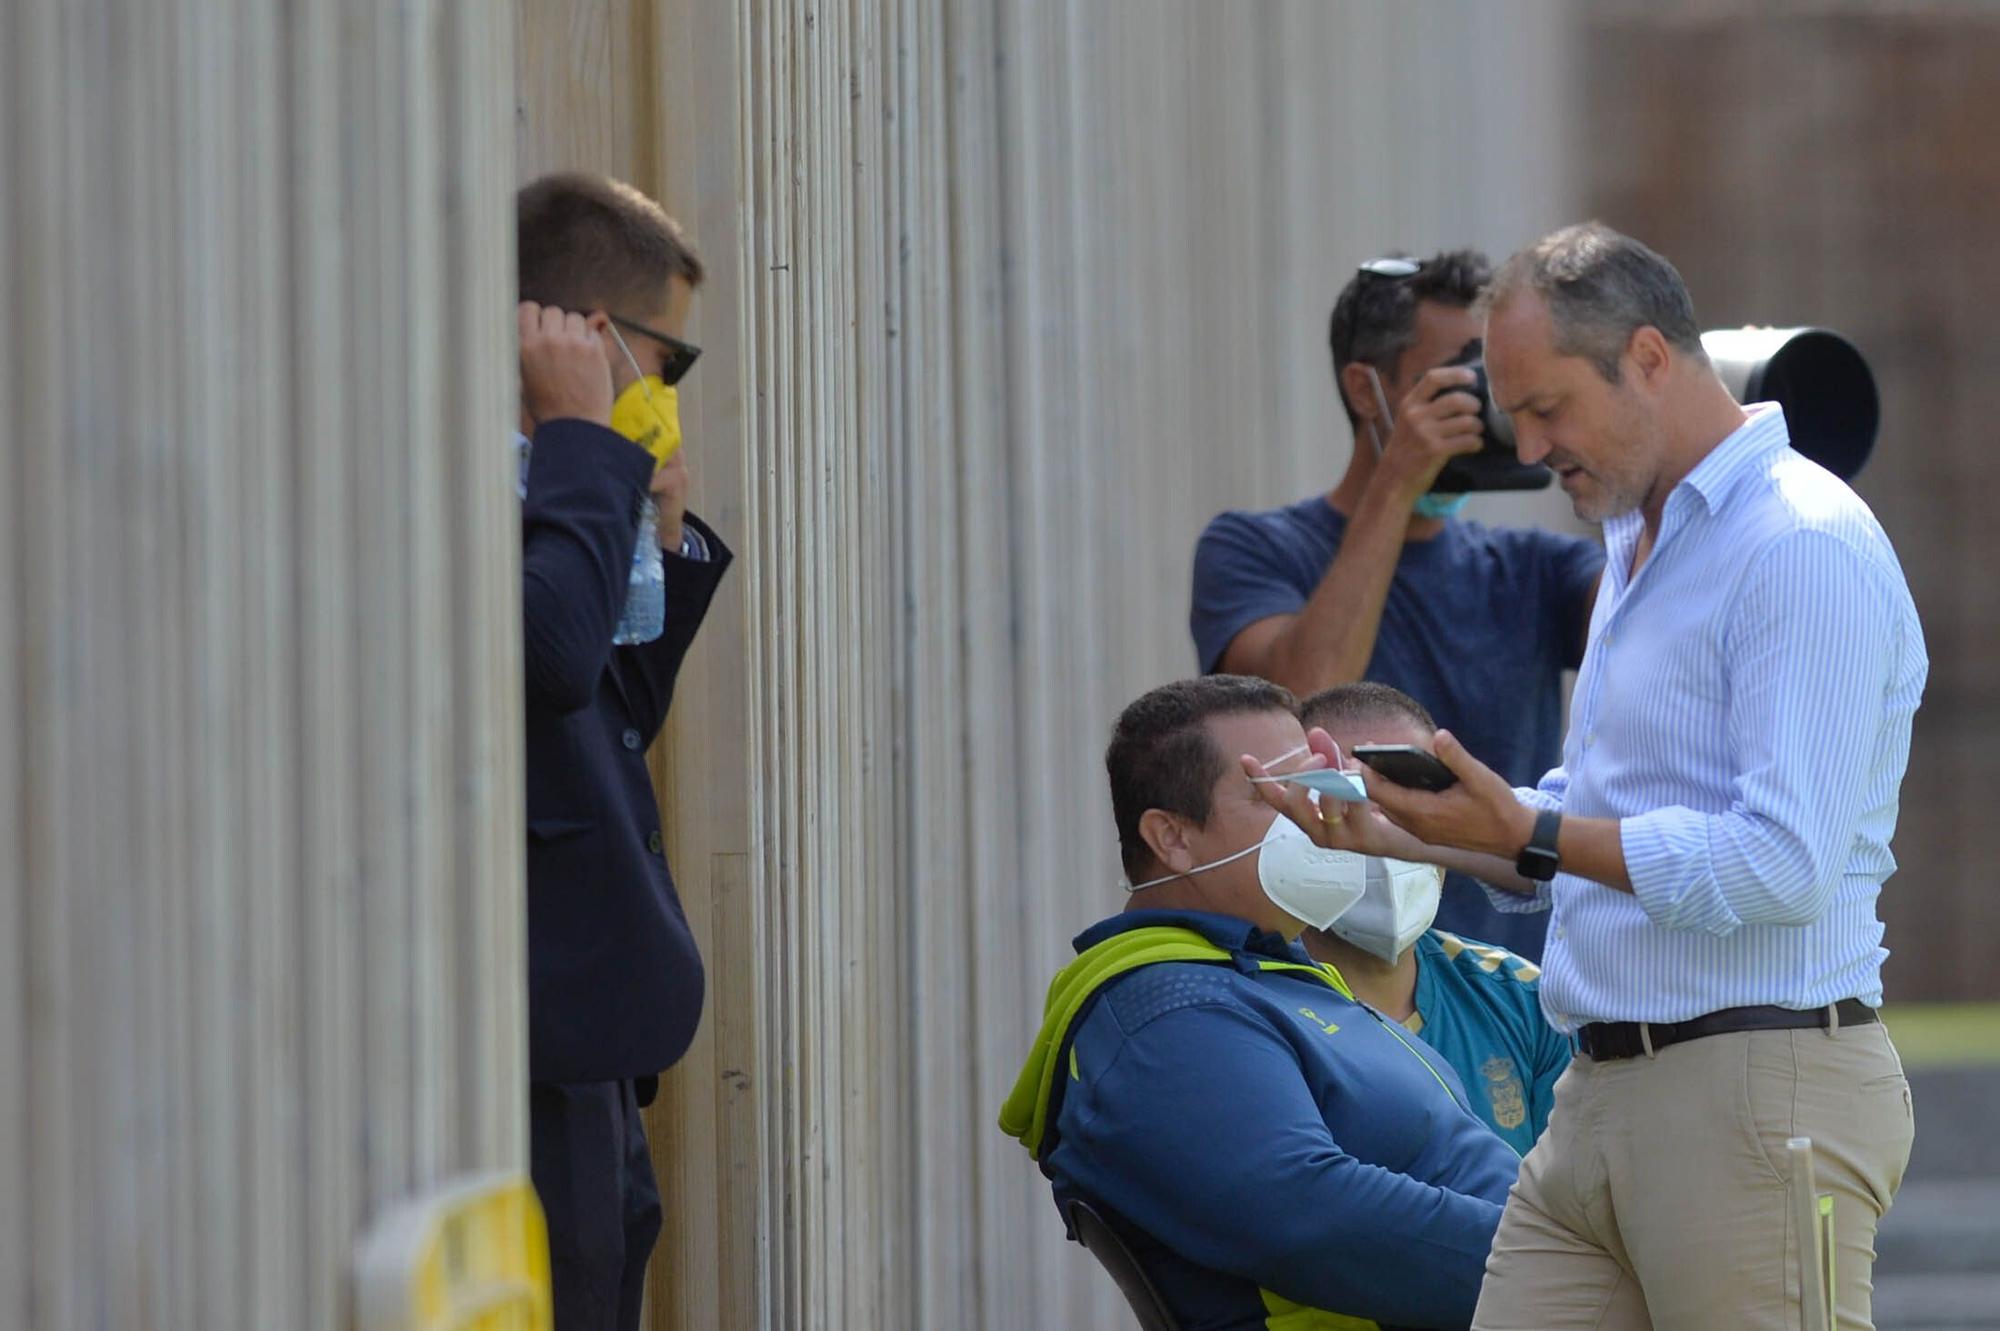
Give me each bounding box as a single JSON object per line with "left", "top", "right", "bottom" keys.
{"left": 1356, "top": 256, "right": 1421, "bottom": 280}
{"left": 1341, "top": 256, "right": 1424, "bottom": 368}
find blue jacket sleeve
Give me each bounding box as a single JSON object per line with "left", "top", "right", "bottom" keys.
{"left": 521, "top": 419, "right": 654, "bottom": 713}
{"left": 1063, "top": 1002, "right": 1502, "bottom": 1329}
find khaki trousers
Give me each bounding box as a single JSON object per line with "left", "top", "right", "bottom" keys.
{"left": 1472, "top": 1018, "right": 1913, "bottom": 1331}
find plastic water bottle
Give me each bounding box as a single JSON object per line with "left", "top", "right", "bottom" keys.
{"left": 613, "top": 499, "right": 667, "bottom": 644}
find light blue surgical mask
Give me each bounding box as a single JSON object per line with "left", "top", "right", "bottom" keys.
{"left": 1252, "top": 767, "right": 1370, "bottom": 802}
{"left": 1412, "top": 491, "right": 1471, "bottom": 519}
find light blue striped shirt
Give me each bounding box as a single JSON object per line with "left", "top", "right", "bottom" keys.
{"left": 1488, "top": 404, "right": 1927, "bottom": 1030}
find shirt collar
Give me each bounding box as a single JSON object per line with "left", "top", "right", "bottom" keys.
{"left": 1601, "top": 402, "right": 1789, "bottom": 559}
{"left": 1074, "top": 908, "right": 1308, "bottom": 964}
{"left": 1678, "top": 401, "right": 1791, "bottom": 513}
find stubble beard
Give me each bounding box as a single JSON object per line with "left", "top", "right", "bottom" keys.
{"left": 1568, "top": 398, "right": 1659, "bottom": 523}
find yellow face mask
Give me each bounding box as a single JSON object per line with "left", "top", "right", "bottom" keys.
{"left": 610, "top": 376, "right": 682, "bottom": 468}
{"left": 606, "top": 323, "right": 684, "bottom": 467}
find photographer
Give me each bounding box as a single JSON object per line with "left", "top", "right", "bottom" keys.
{"left": 1191, "top": 250, "right": 1603, "bottom": 961}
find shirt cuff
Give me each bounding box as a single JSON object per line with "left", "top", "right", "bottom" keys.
{"left": 1514, "top": 785, "right": 1564, "bottom": 813}
{"left": 1480, "top": 788, "right": 1561, "bottom": 911}
{"left": 677, "top": 525, "right": 710, "bottom": 562}
{"left": 1481, "top": 877, "right": 1552, "bottom": 914}
{"left": 1621, "top": 808, "right": 1741, "bottom": 935}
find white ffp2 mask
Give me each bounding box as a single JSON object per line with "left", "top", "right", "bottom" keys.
{"left": 1323, "top": 853, "right": 1445, "bottom": 961}
{"left": 1127, "top": 808, "right": 1368, "bottom": 933}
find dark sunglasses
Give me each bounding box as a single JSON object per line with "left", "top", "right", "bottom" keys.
{"left": 608, "top": 313, "right": 703, "bottom": 386}
{"left": 1340, "top": 256, "right": 1423, "bottom": 368}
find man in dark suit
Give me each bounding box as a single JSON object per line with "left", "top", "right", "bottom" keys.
{"left": 514, "top": 172, "right": 731, "bottom": 1331}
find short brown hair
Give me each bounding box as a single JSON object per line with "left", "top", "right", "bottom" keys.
{"left": 1298, "top": 682, "right": 1435, "bottom": 736}
{"left": 517, "top": 172, "right": 704, "bottom": 317}
{"left": 1107, "top": 676, "right": 1298, "bottom": 881}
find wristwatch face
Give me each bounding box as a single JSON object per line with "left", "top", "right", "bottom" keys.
{"left": 1517, "top": 846, "right": 1560, "bottom": 881}
{"left": 1517, "top": 810, "right": 1562, "bottom": 881}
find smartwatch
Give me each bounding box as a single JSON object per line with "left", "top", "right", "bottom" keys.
{"left": 1515, "top": 809, "right": 1563, "bottom": 882}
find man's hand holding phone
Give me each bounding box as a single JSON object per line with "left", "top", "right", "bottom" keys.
{"left": 1242, "top": 730, "right": 1440, "bottom": 864}
{"left": 1354, "top": 729, "right": 1537, "bottom": 860}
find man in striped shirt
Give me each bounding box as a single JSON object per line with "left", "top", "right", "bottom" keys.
{"left": 1261, "top": 223, "right": 1925, "bottom": 1329}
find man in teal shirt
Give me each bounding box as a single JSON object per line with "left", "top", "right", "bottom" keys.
{"left": 1298, "top": 683, "right": 1569, "bottom": 1154}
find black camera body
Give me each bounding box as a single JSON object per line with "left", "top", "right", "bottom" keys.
{"left": 1426, "top": 339, "right": 1552, "bottom": 494}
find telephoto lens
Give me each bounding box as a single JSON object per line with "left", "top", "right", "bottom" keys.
{"left": 1701, "top": 327, "right": 1878, "bottom": 480}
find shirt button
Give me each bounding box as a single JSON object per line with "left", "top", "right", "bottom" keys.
{"left": 647, "top": 830, "right": 663, "bottom": 855}
{"left": 623, "top": 728, "right": 643, "bottom": 750}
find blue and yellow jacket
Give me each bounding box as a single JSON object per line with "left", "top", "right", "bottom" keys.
{"left": 1001, "top": 910, "right": 1519, "bottom": 1331}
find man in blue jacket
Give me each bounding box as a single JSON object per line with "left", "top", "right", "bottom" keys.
{"left": 1001, "top": 676, "right": 1520, "bottom": 1330}
{"left": 515, "top": 173, "right": 732, "bottom": 1331}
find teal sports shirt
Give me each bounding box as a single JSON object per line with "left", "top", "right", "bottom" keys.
{"left": 1409, "top": 931, "right": 1571, "bottom": 1156}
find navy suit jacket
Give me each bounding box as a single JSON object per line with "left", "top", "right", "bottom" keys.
{"left": 521, "top": 418, "right": 731, "bottom": 1087}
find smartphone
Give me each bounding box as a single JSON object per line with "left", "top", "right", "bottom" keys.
{"left": 1350, "top": 744, "right": 1458, "bottom": 792}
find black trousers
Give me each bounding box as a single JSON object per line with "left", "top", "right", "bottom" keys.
{"left": 530, "top": 1079, "right": 663, "bottom": 1331}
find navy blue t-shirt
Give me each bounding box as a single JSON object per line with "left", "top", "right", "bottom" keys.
{"left": 1190, "top": 495, "right": 1604, "bottom": 960}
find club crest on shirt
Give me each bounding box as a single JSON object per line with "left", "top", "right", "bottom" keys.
{"left": 1481, "top": 1056, "right": 1527, "bottom": 1130}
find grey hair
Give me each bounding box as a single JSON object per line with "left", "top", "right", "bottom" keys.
{"left": 1479, "top": 222, "right": 1706, "bottom": 382}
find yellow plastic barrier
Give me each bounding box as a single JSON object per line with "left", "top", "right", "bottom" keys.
{"left": 1788, "top": 1138, "right": 1835, "bottom": 1331}
{"left": 356, "top": 1172, "right": 553, "bottom": 1331}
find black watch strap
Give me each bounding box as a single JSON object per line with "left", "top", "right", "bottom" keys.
{"left": 1515, "top": 809, "right": 1563, "bottom": 882}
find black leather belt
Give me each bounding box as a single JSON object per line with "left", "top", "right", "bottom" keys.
{"left": 1576, "top": 999, "right": 1878, "bottom": 1062}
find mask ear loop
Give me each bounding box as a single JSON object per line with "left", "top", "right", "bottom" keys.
{"left": 1261, "top": 741, "right": 1311, "bottom": 769}
{"left": 1362, "top": 364, "right": 1397, "bottom": 456}
{"left": 1247, "top": 740, "right": 1340, "bottom": 787}
{"left": 1122, "top": 741, "right": 1315, "bottom": 892}
{"left": 1123, "top": 839, "right": 1261, "bottom": 894}
{"left": 606, "top": 321, "right": 657, "bottom": 404}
